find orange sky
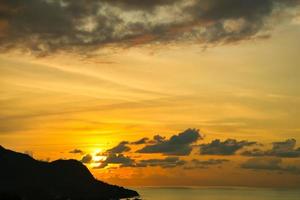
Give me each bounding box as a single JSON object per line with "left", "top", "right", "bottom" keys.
{"left": 1, "top": 0, "right": 300, "bottom": 188}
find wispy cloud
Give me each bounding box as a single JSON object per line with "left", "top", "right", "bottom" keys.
{"left": 184, "top": 159, "right": 230, "bottom": 169}
{"left": 241, "top": 157, "right": 300, "bottom": 174}
{"left": 69, "top": 149, "right": 84, "bottom": 154}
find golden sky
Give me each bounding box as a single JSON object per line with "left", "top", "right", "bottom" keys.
{"left": 1, "top": 0, "right": 300, "bottom": 188}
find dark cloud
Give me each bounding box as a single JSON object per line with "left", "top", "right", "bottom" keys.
{"left": 101, "top": 0, "right": 179, "bottom": 10}
{"left": 241, "top": 157, "right": 282, "bottom": 171}
{"left": 96, "top": 153, "right": 135, "bottom": 168}
{"left": 241, "top": 148, "right": 266, "bottom": 157}
{"left": 185, "top": 158, "right": 230, "bottom": 169}
{"left": 96, "top": 154, "right": 186, "bottom": 169}
{"left": 131, "top": 137, "right": 149, "bottom": 145}
{"left": 136, "top": 128, "right": 202, "bottom": 156}
{"left": 241, "top": 157, "right": 300, "bottom": 174}
{"left": 136, "top": 157, "right": 186, "bottom": 168}
{"left": 272, "top": 139, "right": 299, "bottom": 157}
{"left": 199, "top": 139, "right": 257, "bottom": 155}
{"left": 69, "top": 149, "right": 84, "bottom": 154}
{"left": 107, "top": 141, "right": 131, "bottom": 154}
{"left": 0, "top": 0, "right": 299, "bottom": 55}
{"left": 241, "top": 139, "right": 300, "bottom": 158}
{"left": 150, "top": 135, "right": 166, "bottom": 144}
{"left": 81, "top": 154, "right": 93, "bottom": 164}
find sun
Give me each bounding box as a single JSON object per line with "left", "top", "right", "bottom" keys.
{"left": 92, "top": 148, "right": 106, "bottom": 162}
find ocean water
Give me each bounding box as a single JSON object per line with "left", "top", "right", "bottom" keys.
{"left": 134, "top": 187, "right": 300, "bottom": 200}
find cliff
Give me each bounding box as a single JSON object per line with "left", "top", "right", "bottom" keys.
{"left": 0, "top": 146, "right": 139, "bottom": 200}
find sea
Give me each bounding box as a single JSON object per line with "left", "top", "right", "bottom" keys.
{"left": 132, "top": 187, "right": 300, "bottom": 200}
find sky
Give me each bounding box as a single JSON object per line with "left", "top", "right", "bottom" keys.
{"left": 1, "top": 0, "right": 300, "bottom": 188}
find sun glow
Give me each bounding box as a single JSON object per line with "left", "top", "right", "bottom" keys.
{"left": 88, "top": 148, "right": 107, "bottom": 168}
{"left": 92, "top": 149, "right": 107, "bottom": 162}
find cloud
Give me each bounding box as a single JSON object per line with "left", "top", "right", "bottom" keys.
{"left": 241, "top": 157, "right": 282, "bottom": 171}
{"left": 241, "top": 148, "right": 266, "bottom": 157}
{"left": 96, "top": 153, "right": 135, "bottom": 168}
{"left": 0, "top": 0, "right": 299, "bottom": 54}
{"left": 136, "top": 128, "right": 202, "bottom": 156}
{"left": 241, "top": 139, "right": 300, "bottom": 158}
{"left": 185, "top": 159, "right": 230, "bottom": 169}
{"left": 81, "top": 154, "right": 93, "bottom": 164}
{"left": 241, "top": 157, "right": 300, "bottom": 174}
{"left": 272, "top": 139, "right": 299, "bottom": 157}
{"left": 192, "top": 158, "right": 230, "bottom": 166}
{"left": 101, "top": 0, "right": 179, "bottom": 10}
{"left": 136, "top": 157, "right": 186, "bottom": 168}
{"left": 107, "top": 141, "right": 131, "bottom": 154}
{"left": 69, "top": 149, "right": 84, "bottom": 154}
{"left": 131, "top": 137, "right": 149, "bottom": 145}
{"left": 146, "top": 135, "right": 167, "bottom": 144}
{"left": 199, "top": 139, "right": 257, "bottom": 155}
{"left": 96, "top": 154, "right": 186, "bottom": 169}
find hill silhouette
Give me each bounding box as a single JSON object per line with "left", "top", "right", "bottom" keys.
{"left": 0, "top": 146, "right": 139, "bottom": 200}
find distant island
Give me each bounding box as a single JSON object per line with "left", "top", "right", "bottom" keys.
{"left": 0, "top": 146, "right": 139, "bottom": 200}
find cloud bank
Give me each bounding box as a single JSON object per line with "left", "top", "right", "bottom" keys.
{"left": 0, "top": 0, "right": 299, "bottom": 54}
{"left": 75, "top": 129, "right": 300, "bottom": 175}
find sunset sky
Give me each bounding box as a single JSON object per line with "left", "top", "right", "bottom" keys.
{"left": 1, "top": 0, "right": 300, "bottom": 188}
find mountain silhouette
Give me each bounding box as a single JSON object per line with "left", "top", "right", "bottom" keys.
{"left": 0, "top": 146, "right": 139, "bottom": 200}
